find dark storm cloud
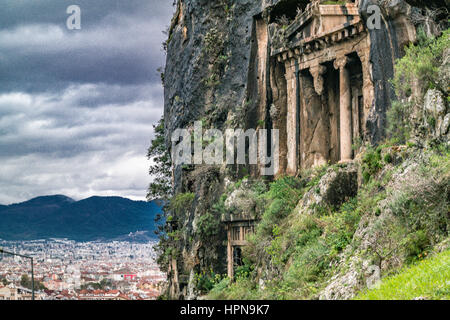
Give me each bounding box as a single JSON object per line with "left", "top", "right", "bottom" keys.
{"left": 0, "top": 1, "right": 174, "bottom": 93}
{"left": 0, "top": 85, "right": 163, "bottom": 158}
{"left": 0, "top": 0, "right": 172, "bottom": 28}
{"left": 0, "top": 1, "right": 175, "bottom": 204}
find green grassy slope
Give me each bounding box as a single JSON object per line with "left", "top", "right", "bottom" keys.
{"left": 356, "top": 250, "right": 450, "bottom": 300}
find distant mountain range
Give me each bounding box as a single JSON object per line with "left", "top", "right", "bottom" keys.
{"left": 0, "top": 195, "right": 162, "bottom": 241}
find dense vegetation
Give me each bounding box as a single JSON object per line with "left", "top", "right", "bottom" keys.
{"left": 387, "top": 28, "right": 449, "bottom": 143}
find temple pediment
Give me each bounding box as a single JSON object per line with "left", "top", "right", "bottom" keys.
{"left": 272, "top": 1, "right": 363, "bottom": 58}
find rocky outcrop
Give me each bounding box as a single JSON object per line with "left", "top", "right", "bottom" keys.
{"left": 439, "top": 49, "right": 450, "bottom": 94}
{"left": 423, "top": 89, "right": 449, "bottom": 140}
{"left": 297, "top": 164, "right": 358, "bottom": 213}
{"left": 223, "top": 179, "right": 260, "bottom": 220}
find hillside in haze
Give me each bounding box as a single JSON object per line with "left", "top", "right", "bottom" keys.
{"left": 0, "top": 195, "right": 162, "bottom": 241}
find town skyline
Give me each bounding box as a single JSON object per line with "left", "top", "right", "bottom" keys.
{"left": 0, "top": 238, "right": 165, "bottom": 300}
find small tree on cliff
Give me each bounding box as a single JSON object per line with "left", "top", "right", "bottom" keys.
{"left": 147, "top": 117, "right": 172, "bottom": 202}
{"left": 147, "top": 116, "right": 175, "bottom": 273}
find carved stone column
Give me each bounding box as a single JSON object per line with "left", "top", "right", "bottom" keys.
{"left": 357, "top": 50, "right": 374, "bottom": 134}
{"left": 269, "top": 62, "right": 288, "bottom": 176}
{"left": 285, "top": 59, "right": 299, "bottom": 175}
{"left": 227, "top": 224, "right": 233, "bottom": 279}
{"left": 310, "top": 64, "right": 327, "bottom": 96}
{"left": 334, "top": 56, "right": 353, "bottom": 162}
{"left": 171, "top": 257, "right": 179, "bottom": 297}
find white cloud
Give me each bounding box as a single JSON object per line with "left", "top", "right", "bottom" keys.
{"left": 0, "top": 152, "right": 151, "bottom": 205}
{"left": 0, "top": 83, "right": 163, "bottom": 204}
{"left": 0, "top": 24, "right": 66, "bottom": 49}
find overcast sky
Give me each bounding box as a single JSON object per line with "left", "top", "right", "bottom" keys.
{"left": 0, "top": 1, "right": 175, "bottom": 204}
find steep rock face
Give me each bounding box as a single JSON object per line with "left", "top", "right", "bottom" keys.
{"left": 164, "top": 0, "right": 272, "bottom": 299}
{"left": 164, "top": 0, "right": 274, "bottom": 138}
{"left": 359, "top": 0, "right": 418, "bottom": 143}
{"left": 165, "top": 0, "right": 271, "bottom": 193}
{"left": 163, "top": 0, "right": 428, "bottom": 299}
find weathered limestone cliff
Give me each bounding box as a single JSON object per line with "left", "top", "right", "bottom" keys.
{"left": 162, "top": 0, "right": 446, "bottom": 299}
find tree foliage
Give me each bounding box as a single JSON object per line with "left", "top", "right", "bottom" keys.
{"left": 388, "top": 28, "right": 449, "bottom": 142}
{"left": 392, "top": 28, "right": 449, "bottom": 98}
{"left": 20, "top": 274, "right": 46, "bottom": 290}
{"left": 147, "top": 117, "right": 172, "bottom": 202}
{"left": 146, "top": 116, "right": 177, "bottom": 274}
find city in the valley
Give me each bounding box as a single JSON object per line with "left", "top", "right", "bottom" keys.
{"left": 0, "top": 239, "right": 165, "bottom": 300}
